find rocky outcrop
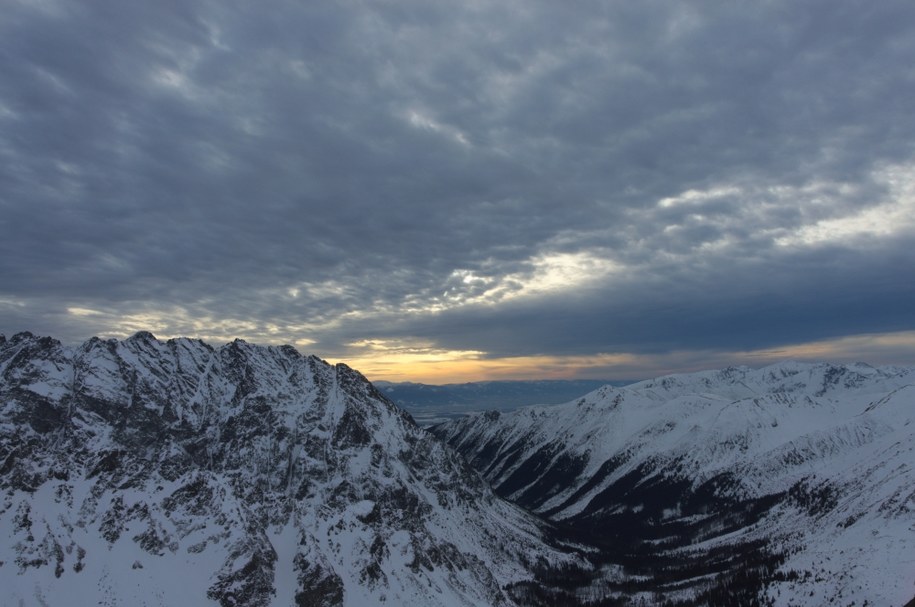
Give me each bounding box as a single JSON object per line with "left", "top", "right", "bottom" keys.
{"left": 0, "top": 332, "right": 578, "bottom": 606}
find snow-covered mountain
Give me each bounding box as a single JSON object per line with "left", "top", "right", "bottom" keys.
{"left": 432, "top": 362, "right": 915, "bottom": 606}
{"left": 0, "top": 332, "right": 579, "bottom": 606}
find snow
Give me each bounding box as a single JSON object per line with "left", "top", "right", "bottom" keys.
{"left": 6, "top": 333, "right": 912, "bottom": 606}
{"left": 1, "top": 479, "right": 225, "bottom": 607}
{"left": 435, "top": 361, "right": 915, "bottom": 605}
{"left": 268, "top": 526, "right": 298, "bottom": 607}
{"left": 1, "top": 332, "right": 577, "bottom": 607}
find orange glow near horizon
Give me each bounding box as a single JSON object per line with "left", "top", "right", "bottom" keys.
{"left": 331, "top": 330, "right": 915, "bottom": 384}
{"left": 329, "top": 352, "right": 642, "bottom": 384}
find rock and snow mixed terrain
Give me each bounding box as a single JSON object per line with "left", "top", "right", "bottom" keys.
{"left": 2, "top": 331, "right": 913, "bottom": 606}
{"left": 432, "top": 362, "right": 915, "bottom": 606}
{"left": 0, "top": 332, "right": 578, "bottom": 607}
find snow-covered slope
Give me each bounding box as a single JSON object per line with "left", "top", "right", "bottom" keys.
{"left": 432, "top": 362, "right": 915, "bottom": 606}
{"left": 0, "top": 332, "right": 579, "bottom": 607}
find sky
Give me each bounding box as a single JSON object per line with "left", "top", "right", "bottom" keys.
{"left": 2, "top": 0, "right": 915, "bottom": 383}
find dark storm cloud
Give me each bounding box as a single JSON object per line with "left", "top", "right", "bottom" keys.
{"left": 2, "top": 0, "right": 915, "bottom": 363}
{"left": 367, "top": 234, "right": 915, "bottom": 358}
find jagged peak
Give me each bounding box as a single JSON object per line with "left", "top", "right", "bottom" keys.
{"left": 0, "top": 330, "right": 574, "bottom": 607}
{"left": 277, "top": 343, "right": 301, "bottom": 358}
{"left": 128, "top": 330, "right": 159, "bottom": 342}
{"left": 78, "top": 335, "right": 120, "bottom": 354}
{"left": 165, "top": 336, "right": 215, "bottom": 352}
{"left": 6, "top": 332, "right": 63, "bottom": 352}
{"left": 333, "top": 360, "right": 356, "bottom": 373}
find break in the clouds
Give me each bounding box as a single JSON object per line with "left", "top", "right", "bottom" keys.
{"left": 2, "top": 0, "right": 915, "bottom": 380}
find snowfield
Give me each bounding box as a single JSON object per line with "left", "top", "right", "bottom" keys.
{"left": 434, "top": 361, "right": 915, "bottom": 606}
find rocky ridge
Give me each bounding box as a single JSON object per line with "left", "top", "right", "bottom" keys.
{"left": 0, "top": 331, "right": 578, "bottom": 606}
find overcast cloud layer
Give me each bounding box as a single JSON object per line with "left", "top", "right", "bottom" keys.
{"left": 2, "top": 0, "right": 915, "bottom": 380}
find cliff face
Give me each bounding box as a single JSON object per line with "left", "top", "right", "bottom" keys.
{"left": 0, "top": 332, "right": 575, "bottom": 607}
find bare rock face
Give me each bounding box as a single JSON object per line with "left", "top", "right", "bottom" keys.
{"left": 0, "top": 332, "right": 577, "bottom": 607}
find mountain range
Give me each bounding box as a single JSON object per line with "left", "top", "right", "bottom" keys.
{"left": 0, "top": 332, "right": 578, "bottom": 606}
{"left": 375, "top": 379, "right": 631, "bottom": 426}
{"left": 432, "top": 361, "right": 915, "bottom": 606}
{"left": 2, "top": 331, "right": 913, "bottom": 606}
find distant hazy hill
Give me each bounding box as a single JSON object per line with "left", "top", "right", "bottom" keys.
{"left": 374, "top": 379, "right": 635, "bottom": 425}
